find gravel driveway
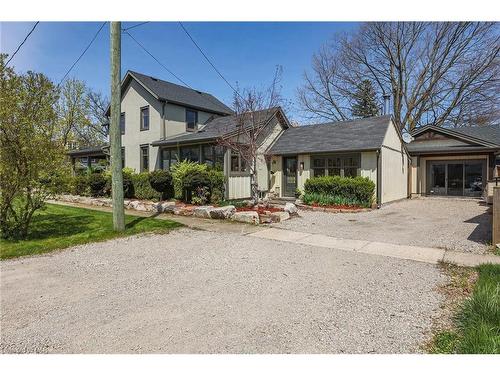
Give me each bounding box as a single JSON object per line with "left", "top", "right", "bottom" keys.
{"left": 1, "top": 228, "right": 444, "bottom": 353}
{"left": 275, "top": 197, "right": 491, "bottom": 254}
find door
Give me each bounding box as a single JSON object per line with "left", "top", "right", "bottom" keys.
{"left": 283, "top": 156, "right": 298, "bottom": 197}
{"left": 447, "top": 163, "right": 464, "bottom": 196}
{"left": 429, "top": 163, "right": 446, "bottom": 195}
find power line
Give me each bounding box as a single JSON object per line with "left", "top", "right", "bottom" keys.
{"left": 123, "top": 30, "right": 192, "bottom": 88}
{"left": 178, "top": 22, "right": 240, "bottom": 97}
{"left": 5, "top": 22, "right": 39, "bottom": 66}
{"left": 122, "top": 22, "right": 150, "bottom": 32}
{"left": 57, "top": 22, "right": 106, "bottom": 87}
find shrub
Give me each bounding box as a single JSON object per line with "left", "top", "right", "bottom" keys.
{"left": 70, "top": 175, "right": 89, "bottom": 196}
{"left": 149, "top": 170, "right": 173, "bottom": 200}
{"left": 88, "top": 172, "right": 107, "bottom": 197}
{"left": 131, "top": 172, "right": 162, "bottom": 201}
{"left": 171, "top": 160, "right": 208, "bottom": 199}
{"left": 103, "top": 168, "right": 135, "bottom": 198}
{"left": 304, "top": 175, "right": 375, "bottom": 207}
{"left": 181, "top": 169, "right": 211, "bottom": 204}
{"left": 206, "top": 168, "right": 226, "bottom": 204}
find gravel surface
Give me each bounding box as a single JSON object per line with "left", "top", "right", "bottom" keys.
{"left": 1, "top": 228, "right": 444, "bottom": 354}
{"left": 275, "top": 198, "right": 491, "bottom": 254}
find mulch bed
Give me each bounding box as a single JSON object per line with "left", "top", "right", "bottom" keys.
{"left": 297, "top": 202, "right": 371, "bottom": 213}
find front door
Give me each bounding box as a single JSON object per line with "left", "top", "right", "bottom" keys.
{"left": 283, "top": 156, "right": 298, "bottom": 197}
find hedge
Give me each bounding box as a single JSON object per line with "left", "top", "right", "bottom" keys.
{"left": 303, "top": 175, "right": 375, "bottom": 207}
{"left": 131, "top": 172, "right": 162, "bottom": 201}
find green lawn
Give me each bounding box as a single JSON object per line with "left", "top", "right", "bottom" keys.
{"left": 430, "top": 264, "right": 500, "bottom": 354}
{"left": 0, "top": 204, "right": 182, "bottom": 260}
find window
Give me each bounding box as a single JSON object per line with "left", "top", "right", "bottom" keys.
{"left": 214, "top": 145, "right": 225, "bottom": 170}
{"left": 180, "top": 146, "right": 200, "bottom": 162}
{"left": 161, "top": 148, "right": 179, "bottom": 170}
{"left": 120, "top": 112, "right": 125, "bottom": 135}
{"left": 186, "top": 109, "right": 198, "bottom": 131}
{"left": 140, "top": 145, "right": 149, "bottom": 172}
{"left": 202, "top": 145, "right": 214, "bottom": 167}
{"left": 312, "top": 154, "right": 360, "bottom": 178}
{"left": 230, "top": 150, "right": 248, "bottom": 174}
{"left": 140, "top": 106, "right": 149, "bottom": 131}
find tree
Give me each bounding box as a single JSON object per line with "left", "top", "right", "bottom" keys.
{"left": 299, "top": 22, "right": 499, "bottom": 130}
{"left": 0, "top": 54, "right": 69, "bottom": 239}
{"left": 217, "top": 66, "right": 286, "bottom": 204}
{"left": 351, "top": 79, "right": 379, "bottom": 118}
{"left": 56, "top": 78, "right": 108, "bottom": 149}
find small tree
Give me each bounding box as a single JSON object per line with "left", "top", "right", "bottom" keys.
{"left": 217, "top": 67, "right": 286, "bottom": 204}
{"left": 0, "top": 54, "right": 69, "bottom": 239}
{"left": 351, "top": 79, "right": 379, "bottom": 118}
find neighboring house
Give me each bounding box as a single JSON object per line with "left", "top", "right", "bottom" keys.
{"left": 268, "top": 115, "right": 410, "bottom": 205}
{"left": 67, "top": 145, "right": 108, "bottom": 173}
{"left": 407, "top": 124, "right": 500, "bottom": 201}
{"left": 67, "top": 69, "right": 500, "bottom": 205}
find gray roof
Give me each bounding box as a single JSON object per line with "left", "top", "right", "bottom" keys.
{"left": 67, "top": 145, "right": 108, "bottom": 156}
{"left": 269, "top": 115, "right": 392, "bottom": 155}
{"left": 128, "top": 71, "right": 233, "bottom": 115}
{"left": 152, "top": 107, "right": 283, "bottom": 147}
{"left": 407, "top": 124, "right": 500, "bottom": 154}
{"left": 452, "top": 125, "right": 500, "bottom": 146}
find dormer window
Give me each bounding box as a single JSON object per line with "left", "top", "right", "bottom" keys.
{"left": 186, "top": 109, "right": 198, "bottom": 132}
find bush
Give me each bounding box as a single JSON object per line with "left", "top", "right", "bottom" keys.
{"left": 171, "top": 160, "right": 208, "bottom": 199}
{"left": 304, "top": 175, "right": 375, "bottom": 207}
{"left": 206, "top": 168, "right": 225, "bottom": 204}
{"left": 149, "top": 170, "right": 173, "bottom": 200}
{"left": 70, "top": 175, "right": 89, "bottom": 196}
{"left": 131, "top": 172, "right": 162, "bottom": 201}
{"left": 88, "top": 173, "right": 107, "bottom": 197}
{"left": 181, "top": 169, "right": 211, "bottom": 204}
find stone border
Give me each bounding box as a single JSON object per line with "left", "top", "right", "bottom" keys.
{"left": 296, "top": 202, "right": 371, "bottom": 213}
{"left": 54, "top": 194, "right": 298, "bottom": 225}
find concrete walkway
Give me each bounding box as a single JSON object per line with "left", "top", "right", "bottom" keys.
{"left": 249, "top": 228, "right": 500, "bottom": 267}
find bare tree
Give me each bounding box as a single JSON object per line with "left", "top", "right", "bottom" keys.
{"left": 299, "top": 22, "right": 500, "bottom": 131}
{"left": 56, "top": 78, "right": 108, "bottom": 149}
{"left": 217, "top": 66, "right": 286, "bottom": 204}
{"left": 87, "top": 90, "right": 110, "bottom": 139}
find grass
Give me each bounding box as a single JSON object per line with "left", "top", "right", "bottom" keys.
{"left": 429, "top": 264, "right": 500, "bottom": 354}
{"left": 0, "top": 203, "right": 182, "bottom": 260}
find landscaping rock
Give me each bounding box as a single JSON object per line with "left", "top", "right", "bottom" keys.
{"left": 259, "top": 214, "right": 273, "bottom": 224}
{"left": 232, "top": 211, "right": 259, "bottom": 225}
{"left": 209, "top": 205, "right": 235, "bottom": 219}
{"left": 284, "top": 202, "right": 298, "bottom": 215}
{"left": 161, "top": 202, "right": 177, "bottom": 213}
{"left": 270, "top": 211, "right": 290, "bottom": 222}
{"left": 193, "top": 206, "right": 215, "bottom": 218}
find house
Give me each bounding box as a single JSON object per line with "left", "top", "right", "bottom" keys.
{"left": 68, "top": 69, "right": 500, "bottom": 205}
{"left": 267, "top": 115, "right": 410, "bottom": 205}
{"left": 68, "top": 70, "right": 290, "bottom": 200}
{"left": 407, "top": 124, "right": 500, "bottom": 201}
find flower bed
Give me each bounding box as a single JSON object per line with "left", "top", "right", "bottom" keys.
{"left": 296, "top": 202, "right": 371, "bottom": 213}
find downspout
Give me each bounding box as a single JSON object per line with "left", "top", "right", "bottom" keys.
{"left": 376, "top": 148, "right": 381, "bottom": 208}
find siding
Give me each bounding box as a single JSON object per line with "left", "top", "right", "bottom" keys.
{"left": 380, "top": 120, "right": 408, "bottom": 203}
{"left": 228, "top": 176, "right": 251, "bottom": 199}
{"left": 361, "top": 151, "right": 378, "bottom": 203}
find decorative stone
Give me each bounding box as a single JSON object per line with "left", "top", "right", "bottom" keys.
{"left": 284, "top": 202, "right": 298, "bottom": 215}
{"left": 270, "top": 211, "right": 290, "bottom": 222}
{"left": 209, "top": 205, "right": 235, "bottom": 219}
{"left": 193, "top": 206, "right": 215, "bottom": 218}
{"left": 161, "top": 202, "right": 177, "bottom": 213}
{"left": 259, "top": 214, "right": 273, "bottom": 224}
{"left": 232, "top": 211, "right": 260, "bottom": 225}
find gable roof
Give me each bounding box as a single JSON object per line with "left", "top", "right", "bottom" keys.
{"left": 118, "top": 71, "right": 233, "bottom": 115}
{"left": 151, "top": 107, "right": 289, "bottom": 147}
{"left": 268, "top": 115, "right": 393, "bottom": 155}
{"left": 407, "top": 124, "right": 500, "bottom": 154}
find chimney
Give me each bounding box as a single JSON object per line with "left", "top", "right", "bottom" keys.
{"left": 383, "top": 94, "right": 391, "bottom": 115}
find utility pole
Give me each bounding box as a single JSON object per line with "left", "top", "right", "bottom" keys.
{"left": 110, "top": 21, "right": 125, "bottom": 231}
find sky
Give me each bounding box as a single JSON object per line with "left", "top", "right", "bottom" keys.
{"left": 0, "top": 22, "right": 358, "bottom": 122}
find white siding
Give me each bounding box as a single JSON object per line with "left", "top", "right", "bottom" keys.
{"left": 228, "top": 176, "right": 251, "bottom": 199}
{"left": 361, "top": 151, "right": 378, "bottom": 203}
{"left": 380, "top": 120, "right": 408, "bottom": 203}
{"left": 297, "top": 154, "right": 311, "bottom": 192}
{"left": 269, "top": 155, "right": 283, "bottom": 197}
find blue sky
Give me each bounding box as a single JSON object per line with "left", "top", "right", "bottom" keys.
{"left": 1, "top": 22, "right": 358, "bottom": 122}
